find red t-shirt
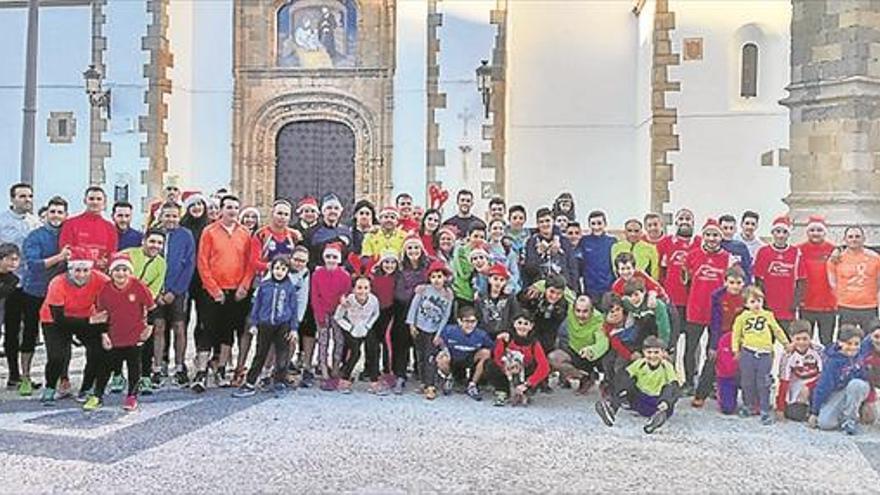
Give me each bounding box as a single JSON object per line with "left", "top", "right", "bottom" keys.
{"left": 657, "top": 235, "right": 698, "bottom": 307}
{"left": 97, "top": 279, "right": 154, "bottom": 347}
{"left": 797, "top": 240, "right": 836, "bottom": 312}
{"left": 40, "top": 272, "right": 109, "bottom": 323}
{"left": 753, "top": 244, "right": 805, "bottom": 320}
{"left": 685, "top": 248, "right": 731, "bottom": 325}
{"left": 718, "top": 291, "right": 745, "bottom": 335}
{"left": 611, "top": 270, "right": 668, "bottom": 300}
{"left": 58, "top": 212, "right": 118, "bottom": 271}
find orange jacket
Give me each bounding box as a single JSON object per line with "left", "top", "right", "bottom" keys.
{"left": 197, "top": 222, "right": 254, "bottom": 298}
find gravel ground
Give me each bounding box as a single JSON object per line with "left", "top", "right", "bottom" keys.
{"left": 1, "top": 347, "right": 879, "bottom": 494}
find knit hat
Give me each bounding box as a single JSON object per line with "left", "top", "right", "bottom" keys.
{"left": 183, "top": 192, "right": 206, "bottom": 210}
{"left": 701, "top": 218, "right": 722, "bottom": 235}
{"left": 323, "top": 242, "right": 343, "bottom": 258}
{"left": 772, "top": 215, "right": 792, "bottom": 233}
{"left": 487, "top": 263, "right": 510, "bottom": 280}
{"left": 469, "top": 241, "right": 490, "bottom": 260}
{"left": 108, "top": 252, "right": 134, "bottom": 272}
{"left": 379, "top": 205, "right": 399, "bottom": 219}
{"left": 297, "top": 196, "right": 319, "bottom": 213}
{"left": 427, "top": 260, "right": 451, "bottom": 277}
{"left": 403, "top": 234, "right": 423, "bottom": 251}
{"left": 321, "top": 193, "right": 343, "bottom": 212}
{"left": 68, "top": 247, "right": 94, "bottom": 269}
{"left": 806, "top": 215, "right": 827, "bottom": 231}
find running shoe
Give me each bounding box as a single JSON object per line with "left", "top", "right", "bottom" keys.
{"left": 108, "top": 373, "right": 125, "bottom": 394}
{"left": 338, "top": 379, "right": 353, "bottom": 394}
{"left": 644, "top": 409, "right": 668, "bottom": 434}
{"left": 40, "top": 387, "right": 55, "bottom": 405}
{"left": 122, "top": 394, "right": 138, "bottom": 412}
{"left": 424, "top": 386, "right": 437, "bottom": 400}
{"left": 368, "top": 381, "right": 389, "bottom": 396}
{"left": 82, "top": 395, "right": 103, "bottom": 412}
{"left": 760, "top": 413, "right": 774, "bottom": 426}
{"left": 191, "top": 371, "right": 207, "bottom": 393}
{"left": 466, "top": 383, "right": 482, "bottom": 401}
{"left": 18, "top": 377, "right": 33, "bottom": 397}
{"left": 216, "top": 369, "right": 231, "bottom": 388}
{"left": 75, "top": 389, "right": 91, "bottom": 403}
{"left": 842, "top": 419, "right": 861, "bottom": 436}
{"left": 232, "top": 383, "right": 257, "bottom": 398}
{"left": 138, "top": 377, "right": 154, "bottom": 395}
{"left": 320, "top": 378, "right": 338, "bottom": 392}
{"left": 595, "top": 399, "right": 617, "bottom": 427}
{"left": 392, "top": 377, "right": 405, "bottom": 395}
{"left": 493, "top": 391, "right": 508, "bottom": 407}
{"left": 55, "top": 378, "right": 72, "bottom": 400}
{"left": 150, "top": 371, "right": 163, "bottom": 388}
{"left": 439, "top": 373, "right": 454, "bottom": 396}
{"left": 174, "top": 369, "right": 189, "bottom": 387}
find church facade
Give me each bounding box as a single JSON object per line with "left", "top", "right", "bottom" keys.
{"left": 1, "top": 0, "right": 875, "bottom": 237}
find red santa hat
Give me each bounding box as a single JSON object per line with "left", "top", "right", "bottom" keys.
{"left": 403, "top": 234, "right": 424, "bottom": 251}
{"left": 772, "top": 215, "right": 792, "bottom": 233}
{"left": 426, "top": 260, "right": 452, "bottom": 277}
{"left": 323, "top": 242, "right": 343, "bottom": 258}
{"left": 183, "top": 192, "right": 207, "bottom": 210}
{"left": 437, "top": 225, "right": 459, "bottom": 239}
{"left": 68, "top": 247, "right": 95, "bottom": 269}
{"left": 297, "top": 196, "right": 319, "bottom": 213}
{"left": 487, "top": 263, "right": 510, "bottom": 280}
{"left": 469, "top": 241, "right": 490, "bottom": 260}
{"left": 108, "top": 252, "right": 134, "bottom": 272}
{"left": 701, "top": 218, "right": 722, "bottom": 235}
{"left": 379, "top": 205, "right": 400, "bottom": 219}
{"left": 806, "top": 215, "right": 827, "bottom": 232}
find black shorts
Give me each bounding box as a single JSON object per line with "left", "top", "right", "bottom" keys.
{"left": 298, "top": 305, "right": 317, "bottom": 339}
{"left": 152, "top": 295, "right": 188, "bottom": 324}
{"left": 560, "top": 346, "right": 599, "bottom": 373}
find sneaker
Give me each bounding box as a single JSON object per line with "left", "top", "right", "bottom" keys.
{"left": 760, "top": 413, "right": 774, "bottom": 426}
{"left": 320, "top": 378, "right": 338, "bottom": 392}
{"left": 576, "top": 378, "right": 594, "bottom": 395}
{"left": 681, "top": 384, "right": 695, "bottom": 397}
{"left": 368, "top": 381, "right": 389, "bottom": 396}
{"left": 122, "top": 395, "right": 138, "bottom": 412}
{"left": 40, "top": 387, "right": 55, "bottom": 405}
{"left": 232, "top": 383, "right": 257, "bottom": 398}
{"left": 174, "top": 370, "right": 189, "bottom": 387}
{"left": 338, "top": 379, "right": 353, "bottom": 394}
{"left": 424, "top": 386, "right": 437, "bottom": 400}
{"left": 75, "top": 389, "right": 91, "bottom": 403}
{"left": 272, "top": 382, "right": 289, "bottom": 396}
{"left": 216, "top": 369, "right": 231, "bottom": 388}
{"left": 55, "top": 378, "right": 72, "bottom": 400}
{"left": 737, "top": 406, "right": 753, "bottom": 418}
{"left": 108, "top": 373, "right": 126, "bottom": 394}
{"left": 439, "top": 373, "right": 454, "bottom": 396}
{"left": 595, "top": 400, "right": 617, "bottom": 427}
{"left": 191, "top": 371, "right": 207, "bottom": 393}
{"left": 150, "top": 371, "right": 163, "bottom": 388}
{"left": 644, "top": 409, "right": 668, "bottom": 434}
{"left": 842, "top": 419, "right": 861, "bottom": 436}
{"left": 466, "top": 383, "right": 482, "bottom": 401}
{"left": 393, "top": 377, "right": 405, "bottom": 395}
{"left": 493, "top": 391, "right": 508, "bottom": 407}
{"left": 138, "top": 377, "right": 154, "bottom": 395}
{"left": 18, "top": 377, "right": 33, "bottom": 397}
{"left": 300, "top": 370, "right": 315, "bottom": 389}
{"left": 82, "top": 395, "right": 103, "bottom": 412}
{"left": 257, "top": 375, "right": 272, "bottom": 391}
{"left": 691, "top": 397, "right": 705, "bottom": 408}
{"left": 231, "top": 368, "right": 247, "bottom": 388}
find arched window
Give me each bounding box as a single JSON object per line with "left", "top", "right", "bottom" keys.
{"left": 741, "top": 43, "right": 758, "bottom": 98}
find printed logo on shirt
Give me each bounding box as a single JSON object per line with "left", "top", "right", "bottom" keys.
{"left": 847, "top": 263, "right": 870, "bottom": 289}
{"left": 767, "top": 260, "right": 794, "bottom": 277}
{"left": 694, "top": 264, "right": 725, "bottom": 282}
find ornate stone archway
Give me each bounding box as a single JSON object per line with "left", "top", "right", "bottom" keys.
{"left": 235, "top": 90, "right": 388, "bottom": 208}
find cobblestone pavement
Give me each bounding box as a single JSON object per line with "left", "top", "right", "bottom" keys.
{"left": 1, "top": 347, "right": 880, "bottom": 493}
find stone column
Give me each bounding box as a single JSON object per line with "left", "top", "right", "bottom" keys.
{"left": 140, "top": 0, "right": 172, "bottom": 211}
{"left": 425, "top": 0, "right": 446, "bottom": 188}
{"left": 650, "top": 0, "right": 680, "bottom": 222}
{"left": 783, "top": 0, "right": 880, "bottom": 241}
{"left": 89, "top": 0, "right": 110, "bottom": 187}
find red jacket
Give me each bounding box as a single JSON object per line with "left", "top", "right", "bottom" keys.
{"left": 492, "top": 337, "right": 549, "bottom": 388}
{"left": 59, "top": 212, "right": 118, "bottom": 271}
{"left": 604, "top": 321, "right": 633, "bottom": 361}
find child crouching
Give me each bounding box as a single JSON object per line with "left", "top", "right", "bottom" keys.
{"left": 595, "top": 336, "right": 679, "bottom": 434}
{"left": 233, "top": 256, "right": 298, "bottom": 397}
{"left": 776, "top": 320, "right": 823, "bottom": 422}
{"left": 487, "top": 310, "right": 550, "bottom": 407}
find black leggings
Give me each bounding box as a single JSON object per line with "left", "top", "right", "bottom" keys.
{"left": 4, "top": 288, "right": 25, "bottom": 381}
{"left": 340, "top": 332, "right": 365, "bottom": 381}
{"left": 21, "top": 293, "right": 42, "bottom": 354}
{"left": 390, "top": 300, "right": 413, "bottom": 379}
{"left": 95, "top": 346, "right": 140, "bottom": 397}
{"left": 43, "top": 323, "right": 107, "bottom": 393}
{"left": 245, "top": 323, "right": 291, "bottom": 385}
{"left": 363, "top": 306, "right": 393, "bottom": 379}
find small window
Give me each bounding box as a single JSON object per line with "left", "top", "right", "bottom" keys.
{"left": 741, "top": 43, "right": 758, "bottom": 98}
{"left": 47, "top": 112, "right": 76, "bottom": 144}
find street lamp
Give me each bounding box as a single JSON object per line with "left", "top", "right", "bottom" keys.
{"left": 83, "top": 64, "right": 111, "bottom": 119}
{"left": 476, "top": 59, "right": 492, "bottom": 118}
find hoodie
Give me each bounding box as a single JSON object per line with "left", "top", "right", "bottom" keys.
{"left": 162, "top": 226, "right": 195, "bottom": 296}
{"left": 811, "top": 343, "right": 867, "bottom": 416}
{"left": 249, "top": 275, "right": 298, "bottom": 327}
{"left": 557, "top": 307, "right": 608, "bottom": 360}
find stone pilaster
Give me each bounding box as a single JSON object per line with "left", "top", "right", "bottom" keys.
{"left": 89, "top": 0, "right": 109, "bottom": 186}
{"left": 783, "top": 0, "right": 880, "bottom": 241}
{"left": 140, "top": 0, "right": 172, "bottom": 211}
{"left": 425, "top": 0, "right": 446, "bottom": 187}
{"left": 650, "top": 0, "right": 680, "bottom": 222}
{"left": 481, "top": 0, "right": 508, "bottom": 198}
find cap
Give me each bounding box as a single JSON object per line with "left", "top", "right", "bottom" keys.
{"left": 487, "top": 263, "right": 510, "bottom": 280}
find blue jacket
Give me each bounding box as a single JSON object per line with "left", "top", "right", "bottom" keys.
{"left": 162, "top": 227, "right": 195, "bottom": 296}
{"left": 22, "top": 225, "right": 62, "bottom": 298}
{"left": 720, "top": 239, "right": 752, "bottom": 283}
{"left": 438, "top": 324, "right": 493, "bottom": 362}
{"left": 577, "top": 234, "right": 616, "bottom": 297}
{"left": 117, "top": 227, "right": 144, "bottom": 251}
{"left": 811, "top": 343, "right": 867, "bottom": 415}
{"left": 249, "top": 276, "right": 298, "bottom": 327}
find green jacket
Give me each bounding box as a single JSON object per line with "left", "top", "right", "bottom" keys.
{"left": 611, "top": 240, "right": 660, "bottom": 280}
{"left": 625, "top": 298, "right": 671, "bottom": 345}
{"left": 451, "top": 244, "right": 475, "bottom": 301}
{"left": 558, "top": 307, "right": 608, "bottom": 360}
{"left": 122, "top": 247, "right": 167, "bottom": 299}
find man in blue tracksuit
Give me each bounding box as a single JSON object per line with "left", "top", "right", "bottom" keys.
{"left": 153, "top": 202, "right": 195, "bottom": 385}
{"left": 719, "top": 215, "right": 753, "bottom": 283}
{"left": 577, "top": 210, "right": 617, "bottom": 302}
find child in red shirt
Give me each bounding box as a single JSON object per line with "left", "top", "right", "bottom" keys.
{"left": 692, "top": 266, "right": 745, "bottom": 407}
{"left": 90, "top": 253, "right": 155, "bottom": 411}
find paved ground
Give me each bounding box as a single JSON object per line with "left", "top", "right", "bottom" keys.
{"left": 2, "top": 347, "right": 880, "bottom": 493}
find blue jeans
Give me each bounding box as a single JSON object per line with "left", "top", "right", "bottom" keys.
{"left": 739, "top": 348, "right": 772, "bottom": 414}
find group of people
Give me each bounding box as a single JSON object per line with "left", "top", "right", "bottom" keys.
{"left": 0, "top": 182, "right": 879, "bottom": 436}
